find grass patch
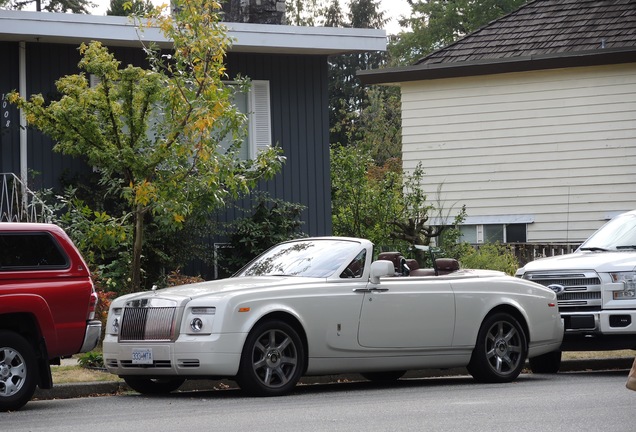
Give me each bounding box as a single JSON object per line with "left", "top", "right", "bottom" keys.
{"left": 562, "top": 349, "right": 636, "bottom": 360}
{"left": 51, "top": 365, "right": 121, "bottom": 384}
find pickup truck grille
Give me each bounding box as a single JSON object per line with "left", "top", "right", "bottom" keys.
{"left": 120, "top": 307, "right": 176, "bottom": 341}
{"left": 522, "top": 271, "right": 601, "bottom": 310}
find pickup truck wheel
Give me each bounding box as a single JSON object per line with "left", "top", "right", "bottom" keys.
{"left": 0, "top": 330, "right": 37, "bottom": 412}
{"left": 236, "top": 320, "right": 304, "bottom": 396}
{"left": 467, "top": 313, "right": 527, "bottom": 383}
{"left": 529, "top": 350, "right": 562, "bottom": 374}
{"left": 123, "top": 377, "right": 185, "bottom": 395}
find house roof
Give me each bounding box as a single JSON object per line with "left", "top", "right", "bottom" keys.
{"left": 0, "top": 10, "right": 386, "bottom": 55}
{"left": 359, "top": 0, "right": 636, "bottom": 84}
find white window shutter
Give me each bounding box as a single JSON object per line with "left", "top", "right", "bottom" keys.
{"left": 89, "top": 74, "right": 101, "bottom": 88}
{"left": 249, "top": 80, "right": 271, "bottom": 158}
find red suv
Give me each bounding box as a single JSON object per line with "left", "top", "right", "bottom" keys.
{"left": 0, "top": 223, "right": 101, "bottom": 411}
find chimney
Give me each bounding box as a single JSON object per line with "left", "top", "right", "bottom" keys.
{"left": 222, "top": 0, "right": 286, "bottom": 25}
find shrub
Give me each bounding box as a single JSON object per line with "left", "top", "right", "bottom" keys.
{"left": 77, "top": 351, "right": 104, "bottom": 369}
{"left": 218, "top": 193, "right": 306, "bottom": 276}
{"left": 457, "top": 243, "right": 519, "bottom": 275}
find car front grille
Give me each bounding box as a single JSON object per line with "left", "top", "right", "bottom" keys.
{"left": 119, "top": 307, "right": 177, "bottom": 341}
{"left": 523, "top": 271, "right": 601, "bottom": 309}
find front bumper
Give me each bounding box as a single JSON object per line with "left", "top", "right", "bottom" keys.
{"left": 102, "top": 332, "right": 245, "bottom": 377}
{"left": 560, "top": 309, "right": 636, "bottom": 350}
{"left": 561, "top": 309, "right": 636, "bottom": 334}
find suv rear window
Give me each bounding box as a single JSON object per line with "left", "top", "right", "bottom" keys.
{"left": 0, "top": 232, "right": 69, "bottom": 270}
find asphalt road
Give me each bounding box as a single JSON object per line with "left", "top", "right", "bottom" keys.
{"left": 5, "top": 370, "right": 636, "bottom": 432}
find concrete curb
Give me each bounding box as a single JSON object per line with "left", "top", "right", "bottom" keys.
{"left": 33, "top": 357, "right": 634, "bottom": 401}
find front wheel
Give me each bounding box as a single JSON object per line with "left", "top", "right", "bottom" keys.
{"left": 467, "top": 313, "right": 527, "bottom": 383}
{"left": 123, "top": 377, "right": 185, "bottom": 395}
{"left": 236, "top": 320, "right": 304, "bottom": 396}
{"left": 0, "top": 330, "right": 38, "bottom": 412}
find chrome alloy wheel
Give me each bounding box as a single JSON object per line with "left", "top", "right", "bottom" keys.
{"left": 250, "top": 328, "right": 299, "bottom": 389}
{"left": 484, "top": 320, "right": 524, "bottom": 374}
{"left": 0, "top": 347, "right": 27, "bottom": 397}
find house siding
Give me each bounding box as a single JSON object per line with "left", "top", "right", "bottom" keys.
{"left": 215, "top": 52, "right": 331, "bottom": 237}
{"left": 401, "top": 63, "right": 636, "bottom": 242}
{"left": 0, "top": 42, "right": 20, "bottom": 174}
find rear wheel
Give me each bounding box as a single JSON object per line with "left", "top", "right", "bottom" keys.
{"left": 467, "top": 313, "right": 527, "bottom": 383}
{"left": 361, "top": 370, "right": 406, "bottom": 382}
{"left": 236, "top": 320, "right": 304, "bottom": 396}
{"left": 123, "top": 377, "right": 185, "bottom": 395}
{"left": 529, "top": 350, "right": 561, "bottom": 374}
{"left": 0, "top": 330, "right": 38, "bottom": 412}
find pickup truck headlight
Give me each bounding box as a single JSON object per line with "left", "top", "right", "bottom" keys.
{"left": 610, "top": 272, "right": 636, "bottom": 300}
{"left": 185, "top": 307, "right": 216, "bottom": 335}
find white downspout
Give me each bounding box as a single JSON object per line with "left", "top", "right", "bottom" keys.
{"left": 18, "top": 41, "right": 27, "bottom": 208}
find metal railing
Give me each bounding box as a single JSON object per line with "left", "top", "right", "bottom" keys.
{"left": 505, "top": 242, "right": 582, "bottom": 267}
{"left": 0, "top": 173, "right": 53, "bottom": 223}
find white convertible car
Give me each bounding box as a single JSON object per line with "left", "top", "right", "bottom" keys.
{"left": 103, "top": 237, "right": 563, "bottom": 396}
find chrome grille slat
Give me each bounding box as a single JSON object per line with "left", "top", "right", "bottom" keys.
{"left": 523, "top": 271, "right": 601, "bottom": 310}
{"left": 559, "top": 292, "right": 602, "bottom": 301}
{"left": 120, "top": 307, "right": 176, "bottom": 341}
{"left": 532, "top": 277, "right": 601, "bottom": 287}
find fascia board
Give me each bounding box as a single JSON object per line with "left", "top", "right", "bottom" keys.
{"left": 0, "top": 10, "right": 386, "bottom": 54}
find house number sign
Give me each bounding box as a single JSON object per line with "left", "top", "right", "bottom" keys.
{"left": 1, "top": 93, "right": 10, "bottom": 129}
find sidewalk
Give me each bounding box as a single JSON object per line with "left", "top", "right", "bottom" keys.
{"left": 34, "top": 357, "right": 634, "bottom": 401}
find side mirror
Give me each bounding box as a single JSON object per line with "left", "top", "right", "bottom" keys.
{"left": 370, "top": 260, "right": 395, "bottom": 284}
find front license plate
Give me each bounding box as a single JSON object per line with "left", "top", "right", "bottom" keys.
{"left": 132, "top": 348, "right": 153, "bottom": 365}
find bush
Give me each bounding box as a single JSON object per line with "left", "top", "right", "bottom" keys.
{"left": 218, "top": 193, "right": 306, "bottom": 276}
{"left": 77, "top": 351, "right": 104, "bottom": 369}
{"left": 457, "top": 243, "right": 519, "bottom": 275}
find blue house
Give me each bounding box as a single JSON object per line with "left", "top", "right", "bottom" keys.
{"left": 0, "top": 10, "right": 386, "bottom": 240}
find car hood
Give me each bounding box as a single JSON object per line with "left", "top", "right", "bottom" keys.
{"left": 521, "top": 251, "right": 636, "bottom": 273}
{"left": 118, "top": 276, "right": 322, "bottom": 304}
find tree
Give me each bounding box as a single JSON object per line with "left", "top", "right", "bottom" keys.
{"left": 357, "top": 85, "right": 402, "bottom": 165}
{"left": 390, "top": 0, "right": 527, "bottom": 65}
{"left": 8, "top": 0, "right": 284, "bottom": 292}
{"left": 328, "top": 0, "right": 388, "bottom": 148}
{"left": 332, "top": 145, "right": 466, "bottom": 257}
{"left": 285, "top": 0, "right": 327, "bottom": 26}
{"left": 331, "top": 145, "right": 401, "bottom": 245}
{"left": 107, "top": 0, "right": 154, "bottom": 16}
{"left": 3, "top": 0, "right": 94, "bottom": 13}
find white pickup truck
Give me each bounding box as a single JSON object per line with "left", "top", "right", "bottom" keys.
{"left": 516, "top": 209, "right": 636, "bottom": 373}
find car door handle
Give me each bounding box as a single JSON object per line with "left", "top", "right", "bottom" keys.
{"left": 353, "top": 287, "right": 389, "bottom": 293}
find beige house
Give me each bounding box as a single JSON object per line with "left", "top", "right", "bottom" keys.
{"left": 360, "top": 0, "right": 636, "bottom": 246}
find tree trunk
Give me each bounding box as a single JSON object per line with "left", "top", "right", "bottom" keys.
{"left": 131, "top": 205, "right": 144, "bottom": 292}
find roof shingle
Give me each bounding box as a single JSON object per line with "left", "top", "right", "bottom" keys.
{"left": 416, "top": 0, "right": 636, "bottom": 66}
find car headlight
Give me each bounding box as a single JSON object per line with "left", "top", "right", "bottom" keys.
{"left": 107, "top": 307, "right": 123, "bottom": 335}
{"left": 185, "top": 307, "right": 216, "bottom": 335}
{"left": 610, "top": 272, "right": 636, "bottom": 300}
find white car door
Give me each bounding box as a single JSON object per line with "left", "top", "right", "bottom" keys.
{"left": 357, "top": 277, "right": 456, "bottom": 348}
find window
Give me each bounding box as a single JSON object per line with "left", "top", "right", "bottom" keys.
{"left": 432, "top": 215, "right": 533, "bottom": 245}
{"left": 90, "top": 75, "right": 272, "bottom": 161}
{"left": 459, "top": 223, "right": 527, "bottom": 244}
{"left": 340, "top": 249, "right": 366, "bottom": 278}
{"left": 0, "top": 233, "right": 68, "bottom": 270}
{"left": 220, "top": 80, "right": 271, "bottom": 160}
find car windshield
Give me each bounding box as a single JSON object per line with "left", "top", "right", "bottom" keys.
{"left": 580, "top": 213, "right": 636, "bottom": 251}
{"left": 236, "top": 239, "right": 363, "bottom": 278}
